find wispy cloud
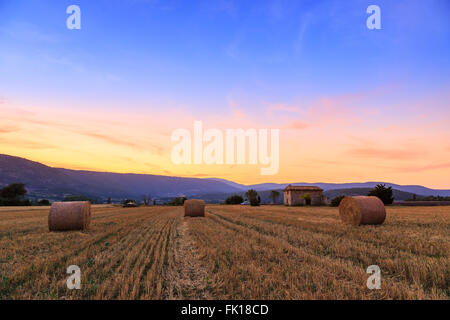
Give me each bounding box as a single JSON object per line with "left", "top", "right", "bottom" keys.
{"left": 295, "top": 12, "right": 313, "bottom": 54}
{"left": 225, "top": 33, "right": 244, "bottom": 60}
{"left": 286, "top": 120, "right": 308, "bottom": 130}
{"left": 0, "top": 125, "right": 19, "bottom": 134}
{"left": 0, "top": 22, "right": 59, "bottom": 43}
{"left": 347, "top": 147, "right": 424, "bottom": 160}
{"left": 0, "top": 137, "right": 55, "bottom": 149}
{"left": 41, "top": 54, "right": 122, "bottom": 83}
{"left": 266, "top": 92, "right": 364, "bottom": 129}
{"left": 398, "top": 162, "right": 450, "bottom": 173}
{"left": 192, "top": 173, "right": 211, "bottom": 177}
{"left": 80, "top": 131, "right": 142, "bottom": 149}
{"left": 78, "top": 130, "right": 164, "bottom": 155}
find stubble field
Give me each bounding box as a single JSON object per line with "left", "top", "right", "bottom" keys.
{"left": 0, "top": 205, "right": 448, "bottom": 300}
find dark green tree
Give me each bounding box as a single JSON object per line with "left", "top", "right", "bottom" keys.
{"left": 168, "top": 197, "right": 187, "bottom": 206}
{"left": 0, "top": 183, "right": 31, "bottom": 206}
{"left": 368, "top": 184, "right": 394, "bottom": 205}
{"left": 38, "top": 199, "right": 50, "bottom": 206}
{"left": 330, "top": 195, "right": 345, "bottom": 207}
{"left": 0, "top": 183, "right": 27, "bottom": 199}
{"left": 245, "top": 189, "right": 260, "bottom": 206}
{"left": 225, "top": 194, "right": 244, "bottom": 204}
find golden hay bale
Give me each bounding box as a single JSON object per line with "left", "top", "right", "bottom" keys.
{"left": 48, "top": 201, "right": 91, "bottom": 231}
{"left": 184, "top": 199, "right": 205, "bottom": 217}
{"left": 339, "top": 196, "right": 386, "bottom": 226}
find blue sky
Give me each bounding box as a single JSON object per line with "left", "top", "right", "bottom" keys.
{"left": 1, "top": 0, "right": 449, "bottom": 114}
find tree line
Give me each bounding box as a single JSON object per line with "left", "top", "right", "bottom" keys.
{"left": 2, "top": 182, "right": 444, "bottom": 207}
{"left": 330, "top": 184, "right": 395, "bottom": 206}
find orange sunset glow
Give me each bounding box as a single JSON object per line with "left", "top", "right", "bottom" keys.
{"left": 2, "top": 90, "right": 449, "bottom": 188}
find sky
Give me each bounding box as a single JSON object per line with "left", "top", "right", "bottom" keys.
{"left": 1, "top": 0, "right": 449, "bottom": 188}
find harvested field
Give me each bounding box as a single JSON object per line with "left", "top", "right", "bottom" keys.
{"left": 0, "top": 205, "right": 448, "bottom": 299}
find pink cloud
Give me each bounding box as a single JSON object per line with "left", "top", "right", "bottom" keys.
{"left": 0, "top": 125, "right": 19, "bottom": 133}
{"left": 81, "top": 131, "right": 142, "bottom": 149}
{"left": 1, "top": 105, "right": 36, "bottom": 117}
{"left": 77, "top": 130, "right": 165, "bottom": 155}
{"left": 306, "top": 96, "right": 362, "bottom": 126}
{"left": 286, "top": 120, "right": 308, "bottom": 130}
{"left": 347, "top": 147, "right": 424, "bottom": 160}
{"left": 398, "top": 162, "right": 450, "bottom": 173}
{"left": 192, "top": 173, "right": 211, "bottom": 177}
{"left": 265, "top": 93, "right": 365, "bottom": 130}
{"left": 0, "top": 137, "right": 55, "bottom": 149}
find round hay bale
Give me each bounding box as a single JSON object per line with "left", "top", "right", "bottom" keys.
{"left": 184, "top": 199, "right": 205, "bottom": 217}
{"left": 339, "top": 196, "right": 386, "bottom": 226}
{"left": 48, "top": 201, "right": 91, "bottom": 231}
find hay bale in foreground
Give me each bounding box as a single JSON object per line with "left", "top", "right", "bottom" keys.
{"left": 184, "top": 199, "right": 205, "bottom": 217}
{"left": 48, "top": 201, "right": 91, "bottom": 231}
{"left": 339, "top": 196, "right": 386, "bottom": 226}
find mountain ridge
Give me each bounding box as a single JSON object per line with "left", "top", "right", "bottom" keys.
{"left": 1, "top": 154, "right": 449, "bottom": 201}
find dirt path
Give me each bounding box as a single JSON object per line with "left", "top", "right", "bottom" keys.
{"left": 164, "top": 218, "right": 212, "bottom": 299}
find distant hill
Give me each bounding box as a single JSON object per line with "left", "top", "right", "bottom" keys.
{"left": 0, "top": 154, "right": 242, "bottom": 201}
{"left": 323, "top": 188, "right": 421, "bottom": 201}
{"left": 0, "top": 154, "right": 449, "bottom": 203}
{"left": 245, "top": 182, "right": 450, "bottom": 197}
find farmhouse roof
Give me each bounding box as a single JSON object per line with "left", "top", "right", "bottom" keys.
{"left": 283, "top": 185, "right": 323, "bottom": 192}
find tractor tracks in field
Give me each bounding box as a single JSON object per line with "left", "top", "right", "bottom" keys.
{"left": 164, "top": 216, "right": 212, "bottom": 300}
